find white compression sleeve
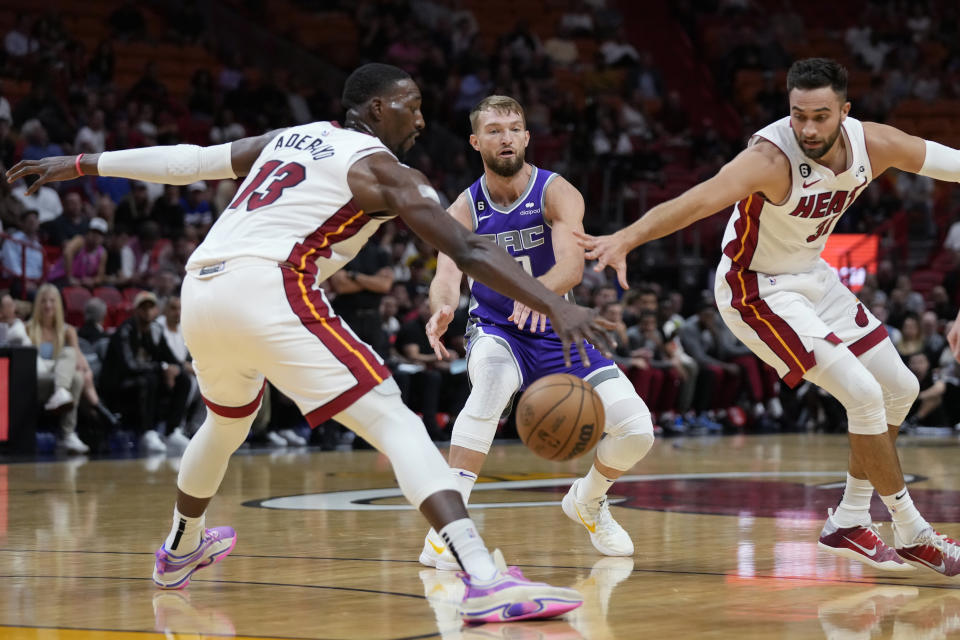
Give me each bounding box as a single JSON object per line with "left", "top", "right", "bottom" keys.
{"left": 97, "top": 143, "right": 237, "bottom": 185}
{"left": 918, "top": 140, "right": 960, "bottom": 182}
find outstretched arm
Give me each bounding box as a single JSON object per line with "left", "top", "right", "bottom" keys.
{"left": 512, "top": 175, "right": 585, "bottom": 332}
{"left": 6, "top": 129, "right": 285, "bottom": 195}
{"left": 575, "top": 141, "right": 789, "bottom": 288}
{"left": 425, "top": 192, "right": 470, "bottom": 359}
{"left": 349, "top": 152, "right": 614, "bottom": 367}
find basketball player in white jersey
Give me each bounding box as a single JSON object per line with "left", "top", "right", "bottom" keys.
{"left": 418, "top": 96, "right": 654, "bottom": 571}
{"left": 577, "top": 58, "right": 960, "bottom": 577}
{"left": 8, "top": 63, "right": 616, "bottom": 622}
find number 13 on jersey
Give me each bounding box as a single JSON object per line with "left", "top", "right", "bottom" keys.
{"left": 229, "top": 161, "right": 307, "bottom": 212}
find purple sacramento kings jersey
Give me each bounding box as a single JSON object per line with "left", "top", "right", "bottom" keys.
{"left": 467, "top": 165, "right": 565, "bottom": 332}
{"left": 463, "top": 165, "right": 616, "bottom": 389}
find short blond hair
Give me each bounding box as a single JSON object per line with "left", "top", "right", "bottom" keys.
{"left": 469, "top": 95, "right": 526, "bottom": 133}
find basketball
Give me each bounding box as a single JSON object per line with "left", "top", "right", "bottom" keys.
{"left": 516, "top": 374, "right": 605, "bottom": 461}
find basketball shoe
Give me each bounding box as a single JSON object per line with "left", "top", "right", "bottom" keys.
{"left": 459, "top": 549, "right": 583, "bottom": 623}
{"left": 153, "top": 526, "right": 237, "bottom": 589}
{"left": 420, "top": 527, "right": 462, "bottom": 571}
{"left": 817, "top": 509, "right": 914, "bottom": 572}
{"left": 561, "top": 479, "right": 633, "bottom": 556}
{"left": 894, "top": 526, "right": 960, "bottom": 577}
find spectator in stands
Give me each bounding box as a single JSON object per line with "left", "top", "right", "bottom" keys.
{"left": 4, "top": 14, "right": 38, "bottom": 63}
{"left": 929, "top": 285, "right": 954, "bottom": 322}
{"left": 20, "top": 119, "right": 63, "bottom": 162}
{"left": 679, "top": 300, "right": 742, "bottom": 419}
{"left": 100, "top": 291, "right": 190, "bottom": 454}
{"left": 25, "top": 284, "right": 89, "bottom": 454}
{"left": 895, "top": 312, "right": 924, "bottom": 360}
{"left": 2, "top": 209, "right": 43, "bottom": 299}
{"left": 920, "top": 311, "right": 946, "bottom": 365}
{"left": 871, "top": 301, "right": 902, "bottom": 346}
{"left": 150, "top": 185, "right": 185, "bottom": 237}
{"left": 395, "top": 298, "right": 448, "bottom": 441}
{"left": 43, "top": 190, "right": 88, "bottom": 246}
{"left": 86, "top": 40, "right": 114, "bottom": 87}
{"left": 114, "top": 180, "right": 152, "bottom": 231}
{"left": 380, "top": 294, "right": 402, "bottom": 354}
{"left": 77, "top": 296, "right": 107, "bottom": 345}
{"left": 599, "top": 28, "right": 640, "bottom": 67}
{"left": 74, "top": 109, "right": 106, "bottom": 154}
{"left": 209, "top": 109, "right": 246, "bottom": 145}
{"left": 12, "top": 176, "right": 62, "bottom": 225}
{"left": 0, "top": 292, "right": 29, "bottom": 346}
{"left": 628, "top": 52, "right": 663, "bottom": 102}
{"left": 48, "top": 217, "right": 108, "bottom": 289}
{"left": 181, "top": 181, "right": 213, "bottom": 235}
{"left": 124, "top": 220, "right": 162, "bottom": 288}
{"left": 906, "top": 352, "right": 947, "bottom": 428}
{"left": 152, "top": 295, "right": 194, "bottom": 449}
{"left": 560, "top": 0, "right": 595, "bottom": 36}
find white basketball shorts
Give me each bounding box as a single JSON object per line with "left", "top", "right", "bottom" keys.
{"left": 180, "top": 257, "right": 391, "bottom": 424}
{"left": 714, "top": 256, "right": 887, "bottom": 387}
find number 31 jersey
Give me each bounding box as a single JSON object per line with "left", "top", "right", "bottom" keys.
{"left": 720, "top": 115, "right": 874, "bottom": 276}
{"left": 187, "top": 122, "right": 395, "bottom": 282}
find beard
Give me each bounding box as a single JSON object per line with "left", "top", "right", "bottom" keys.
{"left": 483, "top": 148, "right": 525, "bottom": 177}
{"left": 795, "top": 123, "right": 842, "bottom": 160}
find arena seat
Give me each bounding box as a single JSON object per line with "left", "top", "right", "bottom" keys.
{"left": 61, "top": 286, "right": 92, "bottom": 327}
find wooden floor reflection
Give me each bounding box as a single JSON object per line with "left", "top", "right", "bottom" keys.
{"left": 0, "top": 432, "right": 959, "bottom": 639}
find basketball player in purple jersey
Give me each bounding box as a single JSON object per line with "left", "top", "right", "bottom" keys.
{"left": 579, "top": 58, "right": 960, "bottom": 577}
{"left": 420, "top": 96, "right": 655, "bottom": 569}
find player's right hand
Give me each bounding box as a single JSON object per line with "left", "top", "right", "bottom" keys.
{"left": 425, "top": 304, "right": 454, "bottom": 360}
{"left": 574, "top": 230, "right": 630, "bottom": 290}
{"left": 7, "top": 155, "right": 82, "bottom": 195}
{"left": 549, "top": 301, "right": 616, "bottom": 368}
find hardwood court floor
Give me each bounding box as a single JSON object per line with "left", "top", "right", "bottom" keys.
{"left": 1, "top": 432, "right": 959, "bottom": 639}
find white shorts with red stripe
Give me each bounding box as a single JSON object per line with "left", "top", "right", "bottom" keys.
{"left": 181, "top": 256, "right": 391, "bottom": 425}
{"left": 714, "top": 256, "right": 887, "bottom": 388}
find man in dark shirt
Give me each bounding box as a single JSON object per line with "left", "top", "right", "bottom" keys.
{"left": 100, "top": 290, "right": 190, "bottom": 451}
{"left": 329, "top": 241, "right": 394, "bottom": 359}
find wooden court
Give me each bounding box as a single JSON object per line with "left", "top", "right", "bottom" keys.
{"left": 1, "top": 432, "right": 959, "bottom": 639}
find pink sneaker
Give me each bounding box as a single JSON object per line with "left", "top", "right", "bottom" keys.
{"left": 153, "top": 526, "right": 237, "bottom": 589}
{"left": 459, "top": 550, "right": 582, "bottom": 624}
{"left": 817, "top": 510, "right": 914, "bottom": 572}
{"left": 895, "top": 527, "right": 960, "bottom": 577}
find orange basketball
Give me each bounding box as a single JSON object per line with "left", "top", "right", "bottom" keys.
{"left": 515, "top": 373, "right": 605, "bottom": 461}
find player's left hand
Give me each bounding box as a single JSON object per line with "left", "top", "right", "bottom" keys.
{"left": 7, "top": 155, "right": 82, "bottom": 195}
{"left": 573, "top": 230, "right": 630, "bottom": 290}
{"left": 509, "top": 300, "right": 547, "bottom": 333}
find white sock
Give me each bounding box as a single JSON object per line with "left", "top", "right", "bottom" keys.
{"left": 439, "top": 518, "right": 497, "bottom": 581}
{"left": 577, "top": 465, "right": 615, "bottom": 502}
{"left": 164, "top": 506, "right": 205, "bottom": 555}
{"left": 880, "top": 488, "right": 929, "bottom": 543}
{"left": 451, "top": 467, "right": 478, "bottom": 504}
{"left": 832, "top": 473, "right": 874, "bottom": 527}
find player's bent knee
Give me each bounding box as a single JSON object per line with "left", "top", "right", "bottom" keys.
{"left": 597, "top": 428, "right": 654, "bottom": 471}
{"left": 884, "top": 369, "right": 920, "bottom": 427}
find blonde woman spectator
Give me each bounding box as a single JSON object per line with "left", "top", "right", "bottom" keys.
{"left": 26, "top": 284, "right": 88, "bottom": 454}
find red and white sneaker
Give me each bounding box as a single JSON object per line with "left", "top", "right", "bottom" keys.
{"left": 895, "top": 526, "right": 960, "bottom": 577}
{"left": 817, "top": 509, "right": 915, "bottom": 572}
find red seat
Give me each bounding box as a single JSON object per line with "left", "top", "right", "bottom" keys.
{"left": 92, "top": 286, "right": 126, "bottom": 328}
{"left": 61, "top": 286, "right": 91, "bottom": 327}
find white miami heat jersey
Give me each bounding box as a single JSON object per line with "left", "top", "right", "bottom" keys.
{"left": 720, "top": 115, "right": 873, "bottom": 275}
{"left": 187, "top": 122, "right": 395, "bottom": 281}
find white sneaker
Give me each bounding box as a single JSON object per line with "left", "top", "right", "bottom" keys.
{"left": 58, "top": 431, "right": 90, "bottom": 454}
{"left": 561, "top": 479, "right": 634, "bottom": 556}
{"left": 278, "top": 428, "right": 307, "bottom": 446}
{"left": 165, "top": 427, "right": 191, "bottom": 453}
{"left": 419, "top": 527, "right": 461, "bottom": 571}
{"left": 265, "top": 431, "right": 287, "bottom": 447}
{"left": 44, "top": 387, "right": 74, "bottom": 412}
{"left": 139, "top": 430, "right": 167, "bottom": 454}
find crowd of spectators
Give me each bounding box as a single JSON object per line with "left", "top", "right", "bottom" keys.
{"left": 1, "top": 1, "right": 960, "bottom": 456}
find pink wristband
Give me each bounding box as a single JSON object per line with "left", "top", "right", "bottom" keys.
{"left": 75, "top": 153, "right": 84, "bottom": 176}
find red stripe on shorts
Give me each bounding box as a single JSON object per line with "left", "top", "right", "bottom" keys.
{"left": 726, "top": 268, "right": 815, "bottom": 388}
{"left": 281, "top": 200, "right": 392, "bottom": 426}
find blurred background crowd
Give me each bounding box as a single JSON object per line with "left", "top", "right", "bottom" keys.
{"left": 3, "top": 0, "right": 960, "bottom": 456}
